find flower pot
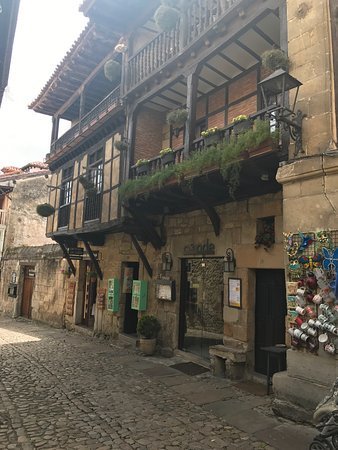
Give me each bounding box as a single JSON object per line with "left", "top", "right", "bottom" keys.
{"left": 204, "top": 133, "right": 221, "bottom": 147}
{"left": 161, "top": 152, "right": 175, "bottom": 166}
{"left": 233, "top": 119, "right": 252, "bottom": 134}
{"left": 136, "top": 164, "right": 149, "bottom": 176}
{"left": 139, "top": 338, "right": 157, "bottom": 355}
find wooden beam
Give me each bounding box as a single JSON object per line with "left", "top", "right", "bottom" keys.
{"left": 82, "top": 239, "right": 103, "bottom": 280}
{"left": 124, "top": 204, "right": 165, "bottom": 249}
{"left": 55, "top": 241, "right": 76, "bottom": 276}
{"left": 130, "top": 234, "right": 153, "bottom": 278}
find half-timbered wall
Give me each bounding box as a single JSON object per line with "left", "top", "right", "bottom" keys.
{"left": 47, "top": 132, "right": 122, "bottom": 235}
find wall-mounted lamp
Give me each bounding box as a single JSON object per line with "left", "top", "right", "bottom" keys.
{"left": 258, "top": 69, "right": 304, "bottom": 156}
{"left": 224, "top": 248, "right": 236, "bottom": 273}
{"left": 162, "top": 252, "right": 173, "bottom": 272}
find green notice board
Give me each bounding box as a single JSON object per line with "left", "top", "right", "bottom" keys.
{"left": 131, "top": 280, "right": 148, "bottom": 311}
{"left": 107, "top": 278, "right": 120, "bottom": 312}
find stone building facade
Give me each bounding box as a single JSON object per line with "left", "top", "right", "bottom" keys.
{"left": 29, "top": 0, "right": 338, "bottom": 419}
{"left": 0, "top": 165, "right": 66, "bottom": 326}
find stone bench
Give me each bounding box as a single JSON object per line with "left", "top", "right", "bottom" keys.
{"left": 209, "top": 344, "right": 247, "bottom": 380}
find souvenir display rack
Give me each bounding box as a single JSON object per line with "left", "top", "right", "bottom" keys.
{"left": 285, "top": 230, "right": 338, "bottom": 356}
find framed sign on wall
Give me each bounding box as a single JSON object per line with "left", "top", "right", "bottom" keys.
{"left": 228, "top": 277, "right": 242, "bottom": 309}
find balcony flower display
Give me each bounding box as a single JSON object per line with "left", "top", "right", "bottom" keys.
{"left": 154, "top": 3, "right": 180, "bottom": 32}
{"left": 159, "top": 147, "right": 175, "bottom": 165}
{"left": 166, "top": 108, "right": 188, "bottom": 137}
{"left": 135, "top": 159, "right": 150, "bottom": 176}
{"left": 201, "top": 127, "right": 220, "bottom": 146}
{"left": 104, "top": 59, "right": 121, "bottom": 83}
{"left": 232, "top": 115, "right": 252, "bottom": 134}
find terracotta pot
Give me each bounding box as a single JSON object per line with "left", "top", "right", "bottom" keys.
{"left": 139, "top": 338, "right": 157, "bottom": 355}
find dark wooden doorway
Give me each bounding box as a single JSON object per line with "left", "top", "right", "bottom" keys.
{"left": 179, "top": 258, "right": 224, "bottom": 359}
{"left": 21, "top": 266, "right": 35, "bottom": 318}
{"left": 255, "top": 269, "right": 287, "bottom": 375}
{"left": 122, "top": 262, "right": 139, "bottom": 334}
{"left": 82, "top": 263, "right": 97, "bottom": 328}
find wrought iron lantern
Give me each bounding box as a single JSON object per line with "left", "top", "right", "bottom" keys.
{"left": 224, "top": 248, "right": 236, "bottom": 273}
{"left": 162, "top": 252, "right": 173, "bottom": 271}
{"left": 258, "top": 69, "right": 304, "bottom": 156}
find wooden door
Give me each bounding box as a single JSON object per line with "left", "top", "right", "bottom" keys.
{"left": 21, "top": 266, "right": 35, "bottom": 318}
{"left": 255, "top": 269, "right": 287, "bottom": 374}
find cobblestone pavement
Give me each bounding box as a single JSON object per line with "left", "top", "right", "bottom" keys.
{"left": 0, "top": 318, "right": 316, "bottom": 450}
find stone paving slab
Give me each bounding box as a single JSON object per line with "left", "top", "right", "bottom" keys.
{"left": 253, "top": 423, "right": 318, "bottom": 450}
{"left": 0, "top": 318, "right": 317, "bottom": 449}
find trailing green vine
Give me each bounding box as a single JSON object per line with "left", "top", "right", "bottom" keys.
{"left": 119, "top": 120, "right": 276, "bottom": 201}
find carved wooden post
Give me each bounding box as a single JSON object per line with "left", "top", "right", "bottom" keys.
{"left": 51, "top": 116, "right": 60, "bottom": 146}
{"left": 184, "top": 70, "right": 199, "bottom": 158}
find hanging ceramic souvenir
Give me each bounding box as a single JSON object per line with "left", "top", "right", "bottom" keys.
{"left": 312, "top": 294, "right": 323, "bottom": 305}
{"left": 324, "top": 343, "right": 336, "bottom": 354}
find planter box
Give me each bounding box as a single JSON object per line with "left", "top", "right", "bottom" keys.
{"left": 203, "top": 133, "right": 221, "bottom": 147}
{"left": 136, "top": 164, "right": 149, "bottom": 176}
{"left": 161, "top": 152, "right": 175, "bottom": 166}
{"left": 233, "top": 119, "right": 252, "bottom": 134}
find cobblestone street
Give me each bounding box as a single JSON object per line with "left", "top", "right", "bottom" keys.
{"left": 0, "top": 318, "right": 316, "bottom": 450}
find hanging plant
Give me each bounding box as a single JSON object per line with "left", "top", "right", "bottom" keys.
{"left": 36, "top": 203, "right": 55, "bottom": 217}
{"left": 114, "top": 140, "right": 128, "bottom": 152}
{"left": 154, "top": 5, "right": 180, "bottom": 32}
{"left": 78, "top": 175, "right": 97, "bottom": 197}
{"left": 166, "top": 108, "right": 188, "bottom": 127}
{"left": 261, "top": 49, "right": 290, "bottom": 71}
{"left": 104, "top": 59, "right": 122, "bottom": 82}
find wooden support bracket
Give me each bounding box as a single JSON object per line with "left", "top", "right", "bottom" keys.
{"left": 82, "top": 239, "right": 103, "bottom": 280}
{"left": 124, "top": 204, "right": 165, "bottom": 250}
{"left": 131, "top": 234, "right": 153, "bottom": 278}
{"left": 56, "top": 241, "right": 76, "bottom": 276}
{"left": 192, "top": 183, "right": 221, "bottom": 236}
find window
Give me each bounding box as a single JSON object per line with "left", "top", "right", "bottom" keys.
{"left": 60, "top": 166, "right": 73, "bottom": 206}
{"left": 88, "top": 149, "right": 103, "bottom": 194}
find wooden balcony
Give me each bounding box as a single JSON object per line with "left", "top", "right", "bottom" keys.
{"left": 130, "top": 106, "right": 288, "bottom": 180}
{"left": 0, "top": 209, "right": 6, "bottom": 225}
{"left": 127, "top": 0, "right": 243, "bottom": 91}
{"left": 123, "top": 105, "right": 298, "bottom": 217}
{"left": 50, "top": 86, "right": 122, "bottom": 156}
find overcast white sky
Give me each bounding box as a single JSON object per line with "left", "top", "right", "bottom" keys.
{"left": 0, "top": 0, "right": 87, "bottom": 169}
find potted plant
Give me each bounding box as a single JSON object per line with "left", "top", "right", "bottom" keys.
{"left": 232, "top": 115, "right": 252, "bottom": 134}
{"left": 166, "top": 108, "right": 188, "bottom": 137}
{"left": 137, "top": 315, "right": 161, "bottom": 355}
{"left": 36, "top": 203, "right": 55, "bottom": 217}
{"left": 201, "top": 127, "right": 221, "bottom": 146}
{"left": 159, "top": 147, "right": 175, "bottom": 165}
{"left": 261, "top": 49, "right": 290, "bottom": 72}
{"left": 135, "top": 159, "right": 150, "bottom": 176}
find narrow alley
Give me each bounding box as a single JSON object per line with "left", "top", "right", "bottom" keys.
{"left": 0, "top": 318, "right": 316, "bottom": 450}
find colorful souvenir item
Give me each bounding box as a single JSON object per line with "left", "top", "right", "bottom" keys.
{"left": 298, "top": 232, "right": 314, "bottom": 251}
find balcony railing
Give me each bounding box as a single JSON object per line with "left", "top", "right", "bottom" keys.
{"left": 51, "top": 86, "right": 122, "bottom": 155}
{"left": 0, "top": 209, "right": 6, "bottom": 225}
{"left": 84, "top": 193, "right": 102, "bottom": 222}
{"left": 127, "top": 0, "right": 242, "bottom": 91}
{"left": 130, "top": 106, "right": 288, "bottom": 180}
{"left": 58, "top": 204, "right": 70, "bottom": 229}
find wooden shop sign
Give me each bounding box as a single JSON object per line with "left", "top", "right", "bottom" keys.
{"left": 183, "top": 239, "right": 215, "bottom": 256}
{"left": 96, "top": 288, "right": 106, "bottom": 310}
{"left": 66, "top": 281, "right": 76, "bottom": 316}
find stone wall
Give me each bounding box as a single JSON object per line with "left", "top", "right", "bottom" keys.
{"left": 4, "top": 174, "right": 51, "bottom": 248}
{"left": 0, "top": 245, "right": 66, "bottom": 328}
{"left": 67, "top": 192, "right": 283, "bottom": 362}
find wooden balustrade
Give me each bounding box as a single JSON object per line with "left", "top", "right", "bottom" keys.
{"left": 127, "top": 0, "right": 242, "bottom": 91}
